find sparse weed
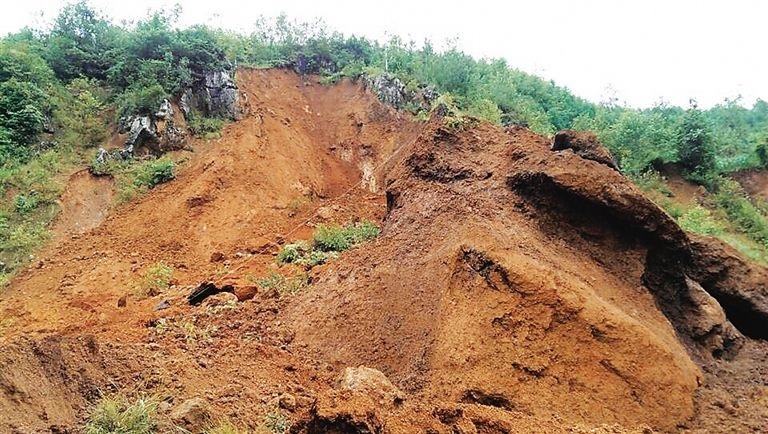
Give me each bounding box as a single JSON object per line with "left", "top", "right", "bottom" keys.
{"left": 205, "top": 421, "right": 251, "bottom": 434}
{"left": 179, "top": 321, "right": 213, "bottom": 343}
{"left": 263, "top": 411, "right": 291, "bottom": 434}
{"left": 139, "top": 262, "right": 173, "bottom": 297}
{"left": 84, "top": 395, "right": 158, "bottom": 434}
{"left": 276, "top": 241, "right": 311, "bottom": 264}
{"left": 156, "top": 318, "right": 218, "bottom": 344}
{"left": 255, "top": 271, "right": 308, "bottom": 296}
{"left": 287, "top": 195, "right": 312, "bottom": 217}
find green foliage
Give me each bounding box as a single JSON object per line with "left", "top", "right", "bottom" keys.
{"left": 276, "top": 241, "right": 310, "bottom": 264}
{"left": 117, "top": 83, "right": 168, "bottom": 118}
{"left": 255, "top": 271, "right": 308, "bottom": 296}
{"left": 676, "top": 105, "right": 716, "bottom": 180}
{"left": 45, "top": 1, "right": 120, "bottom": 81}
{"left": 714, "top": 178, "right": 768, "bottom": 247}
{"left": 757, "top": 141, "right": 768, "bottom": 168}
{"left": 139, "top": 261, "right": 172, "bottom": 297}
{"left": 677, "top": 206, "right": 724, "bottom": 236}
{"left": 313, "top": 224, "right": 353, "bottom": 252}
{"left": 96, "top": 157, "right": 176, "bottom": 203}
{"left": 57, "top": 78, "right": 107, "bottom": 147}
{"left": 133, "top": 158, "right": 175, "bottom": 189}
{"left": 187, "top": 111, "right": 225, "bottom": 138}
{"left": 263, "top": 410, "right": 291, "bottom": 434}
{"left": 277, "top": 220, "right": 379, "bottom": 269}
{"left": 313, "top": 220, "right": 380, "bottom": 252}
{"left": 84, "top": 395, "right": 158, "bottom": 434}
{"left": 205, "top": 421, "right": 250, "bottom": 434}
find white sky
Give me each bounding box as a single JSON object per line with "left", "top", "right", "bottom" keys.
{"left": 2, "top": 0, "right": 766, "bottom": 109}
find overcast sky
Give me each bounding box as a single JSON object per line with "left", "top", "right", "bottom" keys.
{"left": 2, "top": 0, "right": 766, "bottom": 109}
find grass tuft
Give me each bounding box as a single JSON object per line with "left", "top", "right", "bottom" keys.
{"left": 84, "top": 395, "right": 158, "bottom": 434}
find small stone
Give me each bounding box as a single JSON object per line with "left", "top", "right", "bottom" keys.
{"left": 209, "top": 251, "right": 225, "bottom": 262}
{"left": 154, "top": 300, "right": 171, "bottom": 311}
{"left": 170, "top": 398, "right": 211, "bottom": 432}
{"left": 278, "top": 393, "right": 296, "bottom": 411}
{"left": 117, "top": 295, "right": 127, "bottom": 308}
{"left": 339, "top": 366, "right": 405, "bottom": 407}
{"left": 202, "top": 291, "right": 238, "bottom": 307}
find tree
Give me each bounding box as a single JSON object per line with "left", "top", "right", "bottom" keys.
{"left": 676, "top": 102, "right": 716, "bottom": 180}
{"left": 45, "top": 1, "right": 119, "bottom": 80}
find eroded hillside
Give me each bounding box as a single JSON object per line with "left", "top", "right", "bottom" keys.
{"left": 0, "top": 69, "right": 766, "bottom": 434}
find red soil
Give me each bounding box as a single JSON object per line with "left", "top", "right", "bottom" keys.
{"left": 0, "top": 69, "right": 766, "bottom": 433}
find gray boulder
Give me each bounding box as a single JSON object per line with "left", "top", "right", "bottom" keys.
{"left": 364, "top": 72, "right": 437, "bottom": 112}
{"left": 155, "top": 99, "right": 173, "bottom": 120}
{"left": 180, "top": 69, "right": 241, "bottom": 120}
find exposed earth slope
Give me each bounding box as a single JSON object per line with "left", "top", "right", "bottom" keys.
{"left": 0, "top": 69, "right": 766, "bottom": 433}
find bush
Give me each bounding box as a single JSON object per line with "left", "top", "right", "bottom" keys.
{"left": 677, "top": 206, "right": 724, "bottom": 236}
{"left": 133, "top": 158, "right": 175, "bottom": 189}
{"left": 187, "top": 111, "right": 225, "bottom": 138}
{"left": 276, "top": 220, "right": 379, "bottom": 268}
{"left": 313, "top": 220, "right": 380, "bottom": 252}
{"left": 84, "top": 395, "right": 158, "bottom": 434}
{"left": 276, "top": 241, "right": 310, "bottom": 264}
{"left": 757, "top": 142, "right": 768, "bottom": 168}
{"left": 264, "top": 410, "right": 291, "bottom": 434}
{"left": 313, "top": 224, "right": 352, "bottom": 252}
{"left": 139, "top": 261, "right": 172, "bottom": 296}
{"left": 117, "top": 83, "right": 168, "bottom": 118}
{"left": 13, "top": 192, "right": 40, "bottom": 214}
{"left": 677, "top": 106, "right": 716, "bottom": 180}
{"left": 714, "top": 178, "right": 768, "bottom": 246}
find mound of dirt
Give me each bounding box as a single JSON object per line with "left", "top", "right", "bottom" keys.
{"left": 733, "top": 168, "right": 768, "bottom": 202}
{"left": 52, "top": 170, "right": 115, "bottom": 239}
{"left": 1, "top": 69, "right": 767, "bottom": 433}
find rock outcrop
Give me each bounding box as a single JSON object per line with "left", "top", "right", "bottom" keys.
{"left": 180, "top": 69, "right": 242, "bottom": 120}
{"left": 100, "top": 68, "right": 242, "bottom": 164}
{"left": 364, "top": 72, "right": 437, "bottom": 111}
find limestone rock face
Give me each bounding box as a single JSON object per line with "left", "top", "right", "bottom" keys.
{"left": 180, "top": 69, "right": 241, "bottom": 120}
{"left": 364, "top": 72, "right": 436, "bottom": 111}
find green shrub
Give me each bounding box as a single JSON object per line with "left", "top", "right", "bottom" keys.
{"left": 139, "top": 261, "right": 172, "bottom": 296}
{"left": 677, "top": 106, "right": 716, "bottom": 181}
{"left": 187, "top": 111, "right": 225, "bottom": 139}
{"left": 313, "top": 220, "right": 380, "bottom": 252}
{"left": 264, "top": 410, "right": 291, "bottom": 434}
{"left": 133, "top": 158, "right": 175, "bottom": 188}
{"left": 757, "top": 142, "right": 768, "bottom": 168}
{"left": 313, "top": 224, "right": 352, "bottom": 252}
{"left": 84, "top": 395, "right": 158, "bottom": 434}
{"left": 277, "top": 220, "right": 379, "bottom": 269}
{"left": 205, "top": 421, "right": 249, "bottom": 434}
{"left": 677, "top": 206, "right": 724, "bottom": 236}
{"left": 117, "top": 83, "right": 168, "bottom": 119}
{"left": 714, "top": 179, "right": 768, "bottom": 246}
{"left": 276, "top": 241, "right": 311, "bottom": 264}
{"left": 13, "top": 192, "right": 40, "bottom": 214}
